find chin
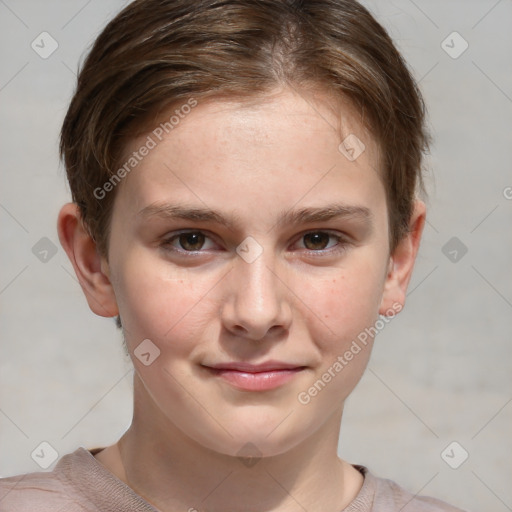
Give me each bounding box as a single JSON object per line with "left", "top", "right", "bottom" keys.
{"left": 219, "top": 437, "right": 301, "bottom": 460}
{"left": 199, "top": 419, "right": 313, "bottom": 460}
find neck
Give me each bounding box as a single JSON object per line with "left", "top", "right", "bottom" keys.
{"left": 96, "top": 376, "right": 363, "bottom": 512}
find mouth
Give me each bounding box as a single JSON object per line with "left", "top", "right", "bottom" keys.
{"left": 201, "top": 361, "right": 308, "bottom": 392}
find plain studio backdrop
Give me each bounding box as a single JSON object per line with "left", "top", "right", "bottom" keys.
{"left": 0, "top": 1, "right": 511, "bottom": 510}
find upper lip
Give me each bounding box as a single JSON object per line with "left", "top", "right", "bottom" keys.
{"left": 204, "top": 361, "right": 306, "bottom": 373}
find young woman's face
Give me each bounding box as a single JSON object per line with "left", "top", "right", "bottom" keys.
{"left": 106, "top": 87, "right": 397, "bottom": 457}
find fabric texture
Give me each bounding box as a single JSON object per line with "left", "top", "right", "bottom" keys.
{"left": 0, "top": 447, "right": 467, "bottom": 511}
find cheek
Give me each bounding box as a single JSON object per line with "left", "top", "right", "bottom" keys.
{"left": 308, "top": 258, "right": 387, "bottom": 341}
{"left": 111, "top": 250, "right": 218, "bottom": 349}
{"left": 294, "top": 268, "right": 384, "bottom": 407}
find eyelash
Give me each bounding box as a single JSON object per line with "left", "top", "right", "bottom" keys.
{"left": 160, "top": 230, "right": 351, "bottom": 258}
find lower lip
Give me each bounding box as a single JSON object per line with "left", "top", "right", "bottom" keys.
{"left": 206, "top": 368, "right": 305, "bottom": 391}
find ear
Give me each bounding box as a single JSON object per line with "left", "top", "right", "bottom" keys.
{"left": 379, "top": 200, "right": 426, "bottom": 315}
{"left": 57, "top": 203, "right": 119, "bottom": 318}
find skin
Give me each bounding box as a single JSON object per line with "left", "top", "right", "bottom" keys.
{"left": 58, "top": 86, "right": 425, "bottom": 512}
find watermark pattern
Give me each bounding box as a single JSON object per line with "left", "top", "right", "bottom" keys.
{"left": 31, "top": 32, "right": 59, "bottom": 59}
{"left": 441, "top": 236, "right": 468, "bottom": 263}
{"left": 338, "top": 134, "right": 366, "bottom": 161}
{"left": 134, "top": 339, "right": 161, "bottom": 366}
{"left": 441, "top": 31, "right": 469, "bottom": 59}
{"left": 31, "top": 237, "right": 58, "bottom": 263}
{"left": 30, "top": 441, "right": 59, "bottom": 469}
{"left": 0, "top": 2, "right": 510, "bottom": 509}
{"left": 441, "top": 441, "right": 469, "bottom": 469}
{"left": 236, "top": 236, "right": 264, "bottom": 263}
{"left": 237, "top": 442, "right": 263, "bottom": 468}
{"left": 93, "top": 98, "right": 197, "bottom": 200}
{"left": 297, "top": 302, "right": 403, "bottom": 405}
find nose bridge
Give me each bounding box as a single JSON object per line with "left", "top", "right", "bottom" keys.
{"left": 239, "top": 247, "right": 278, "bottom": 308}
{"left": 223, "top": 237, "right": 291, "bottom": 338}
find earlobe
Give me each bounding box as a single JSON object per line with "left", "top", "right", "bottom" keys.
{"left": 379, "top": 200, "right": 426, "bottom": 315}
{"left": 57, "top": 202, "right": 119, "bottom": 318}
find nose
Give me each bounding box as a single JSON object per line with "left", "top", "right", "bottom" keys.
{"left": 220, "top": 248, "right": 292, "bottom": 341}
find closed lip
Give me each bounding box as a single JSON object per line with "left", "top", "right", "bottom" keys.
{"left": 203, "top": 361, "right": 307, "bottom": 373}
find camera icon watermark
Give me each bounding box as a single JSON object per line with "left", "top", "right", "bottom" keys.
{"left": 441, "top": 236, "right": 468, "bottom": 263}
{"left": 32, "top": 237, "right": 58, "bottom": 263}
{"left": 236, "top": 236, "right": 263, "bottom": 263}
{"left": 31, "top": 31, "right": 59, "bottom": 59}
{"left": 441, "top": 31, "right": 468, "bottom": 59}
{"left": 134, "top": 339, "right": 161, "bottom": 366}
{"left": 31, "top": 441, "right": 59, "bottom": 469}
{"left": 441, "top": 441, "right": 469, "bottom": 469}
{"left": 338, "top": 134, "right": 366, "bottom": 161}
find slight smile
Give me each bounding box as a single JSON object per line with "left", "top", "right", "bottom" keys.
{"left": 201, "top": 361, "right": 308, "bottom": 392}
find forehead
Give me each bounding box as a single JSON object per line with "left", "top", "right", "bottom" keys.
{"left": 113, "top": 87, "right": 384, "bottom": 227}
{"left": 150, "top": 88, "right": 376, "bottom": 162}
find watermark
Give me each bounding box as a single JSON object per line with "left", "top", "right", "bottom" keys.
{"left": 237, "top": 442, "right": 263, "bottom": 468}
{"left": 338, "top": 133, "right": 366, "bottom": 161}
{"left": 31, "top": 31, "right": 59, "bottom": 59}
{"left": 134, "top": 338, "right": 161, "bottom": 366}
{"left": 31, "top": 441, "right": 59, "bottom": 469}
{"left": 503, "top": 186, "right": 512, "bottom": 200}
{"left": 441, "top": 31, "right": 469, "bottom": 60}
{"left": 32, "top": 236, "right": 58, "bottom": 263}
{"left": 93, "top": 98, "right": 198, "bottom": 200}
{"left": 441, "top": 236, "right": 468, "bottom": 263}
{"left": 297, "top": 302, "right": 402, "bottom": 405}
{"left": 441, "top": 441, "right": 469, "bottom": 469}
{"left": 236, "top": 236, "right": 263, "bottom": 263}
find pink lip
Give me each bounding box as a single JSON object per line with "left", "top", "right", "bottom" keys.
{"left": 203, "top": 361, "right": 307, "bottom": 391}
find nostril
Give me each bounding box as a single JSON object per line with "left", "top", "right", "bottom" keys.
{"left": 233, "top": 324, "right": 248, "bottom": 334}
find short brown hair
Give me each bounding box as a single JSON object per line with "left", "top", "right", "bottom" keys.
{"left": 60, "top": 0, "right": 429, "bottom": 258}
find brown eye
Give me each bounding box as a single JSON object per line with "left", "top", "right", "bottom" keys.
{"left": 161, "top": 230, "right": 217, "bottom": 256}
{"left": 303, "top": 232, "right": 331, "bottom": 250}
{"left": 177, "top": 232, "right": 206, "bottom": 251}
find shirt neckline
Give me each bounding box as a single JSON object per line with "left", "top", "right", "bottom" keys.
{"left": 59, "top": 447, "right": 376, "bottom": 511}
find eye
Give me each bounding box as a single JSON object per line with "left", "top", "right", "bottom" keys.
{"left": 295, "top": 231, "right": 349, "bottom": 254}
{"left": 162, "top": 231, "right": 216, "bottom": 252}
{"left": 160, "top": 229, "right": 350, "bottom": 257}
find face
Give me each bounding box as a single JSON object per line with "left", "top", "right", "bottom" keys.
{"left": 102, "top": 87, "right": 400, "bottom": 457}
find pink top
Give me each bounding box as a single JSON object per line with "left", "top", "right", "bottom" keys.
{"left": 0, "top": 447, "right": 466, "bottom": 511}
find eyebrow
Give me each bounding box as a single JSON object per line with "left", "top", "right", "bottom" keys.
{"left": 137, "top": 202, "right": 373, "bottom": 231}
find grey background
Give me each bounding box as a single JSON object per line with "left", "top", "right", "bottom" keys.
{"left": 1, "top": 1, "right": 511, "bottom": 510}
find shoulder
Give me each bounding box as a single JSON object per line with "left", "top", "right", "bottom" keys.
{"left": 0, "top": 448, "right": 99, "bottom": 512}
{"left": 352, "top": 466, "right": 468, "bottom": 512}
{"left": 0, "top": 471, "right": 89, "bottom": 512}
